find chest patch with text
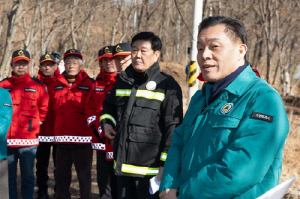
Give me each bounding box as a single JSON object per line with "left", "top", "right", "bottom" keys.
{"left": 251, "top": 111, "right": 273, "bottom": 122}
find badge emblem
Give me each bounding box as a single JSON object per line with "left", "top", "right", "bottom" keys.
{"left": 146, "top": 81, "right": 156, "bottom": 90}
{"left": 104, "top": 47, "right": 110, "bottom": 54}
{"left": 18, "top": 50, "right": 24, "bottom": 56}
{"left": 116, "top": 45, "right": 122, "bottom": 53}
{"left": 45, "top": 54, "right": 51, "bottom": 59}
{"left": 70, "top": 49, "right": 75, "bottom": 53}
{"left": 220, "top": 103, "right": 234, "bottom": 114}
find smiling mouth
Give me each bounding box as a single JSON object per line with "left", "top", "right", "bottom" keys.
{"left": 202, "top": 64, "right": 215, "bottom": 69}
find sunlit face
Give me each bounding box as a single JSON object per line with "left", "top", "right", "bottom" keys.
{"left": 64, "top": 58, "right": 82, "bottom": 76}
{"left": 197, "top": 24, "right": 247, "bottom": 83}
{"left": 103, "top": 57, "right": 117, "bottom": 73}
{"left": 114, "top": 55, "right": 131, "bottom": 72}
{"left": 131, "top": 40, "right": 160, "bottom": 73}
{"left": 39, "top": 61, "right": 57, "bottom": 77}
{"left": 11, "top": 60, "right": 30, "bottom": 77}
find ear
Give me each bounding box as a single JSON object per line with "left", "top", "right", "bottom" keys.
{"left": 154, "top": 51, "right": 160, "bottom": 62}
{"left": 238, "top": 44, "right": 247, "bottom": 60}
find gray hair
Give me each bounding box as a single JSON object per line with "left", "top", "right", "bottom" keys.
{"left": 65, "top": 55, "right": 83, "bottom": 66}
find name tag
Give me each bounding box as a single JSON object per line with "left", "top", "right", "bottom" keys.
{"left": 55, "top": 85, "right": 64, "bottom": 90}
{"left": 251, "top": 111, "right": 273, "bottom": 122}
{"left": 95, "top": 87, "right": 104, "bottom": 92}
{"left": 78, "top": 85, "right": 90, "bottom": 91}
{"left": 24, "top": 88, "right": 36, "bottom": 93}
{"left": 4, "top": 88, "right": 12, "bottom": 92}
{"left": 3, "top": 103, "right": 12, "bottom": 107}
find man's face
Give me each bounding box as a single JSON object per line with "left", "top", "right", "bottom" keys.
{"left": 39, "top": 61, "right": 57, "bottom": 77}
{"left": 114, "top": 55, "right": 131, "bottom": 72}
{"left": 103, "top": 57, "right": 117, "bottom": 73}
{"left": 11, "top": 60, "right": 30, "bottom": 77}
{"left": 197, "top": 24, "right": 246, "bottom": 83}
{"left": 64, "top": 57, "right": 82, "bottom": 76}
{"left": 131, "top": 40, "right": 160, "bottom": 73}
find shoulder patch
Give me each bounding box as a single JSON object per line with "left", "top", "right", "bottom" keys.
{"left": 251, "top": 111, "right": 273, "bottom": 123}
{"left": 31, "top": 77, "right": 44, "bottom": 85}
{"left": 55, "top": 85, "right": 64, "bottom": 90}
{"left": 3, "top": 103, "right": 12, "bottom": 107}
{"left": 78, "top": 85, "right": 90, "bottom": 91}
{"left": 24, "top": 88, "right": 36, "bottom": 93}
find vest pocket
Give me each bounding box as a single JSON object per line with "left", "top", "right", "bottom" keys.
{"left": 21, "top": 92, "right": 37, "bottom": 110}
{"left": 20, "top": 115, "right": 38, "bottom": 131}
{"left": 127, "top": 130, "right": 161, "bottom": 166}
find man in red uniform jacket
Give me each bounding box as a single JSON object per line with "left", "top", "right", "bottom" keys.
{"left": 36, "top": 52, "right": 61, "bottom": 199}
{"left": 52, "top": 49, "right": 94, "bottom": 199}
{"left": 0, "top": 49, "right": 49, "bottom": 199}
{"left": 86, "top": 45, "right": 119, "bottom": 199}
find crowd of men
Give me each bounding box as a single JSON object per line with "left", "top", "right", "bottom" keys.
{"left": 0, "top": 16, "right": 289, "bottom": 199}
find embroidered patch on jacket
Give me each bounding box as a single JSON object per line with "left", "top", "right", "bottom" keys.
{"left": 146, "top": 81, "right": 156, "bottom": 90}
{"left": 3, "top": 103, "right": 12, "bottom": 107}
{"left": 24, "top": 88, "right": 36, "bottom": 93}
{"left": 78, "top": 85, "right": 90, "bottom": 91}
{"left": 4, "top": 88, "right": 12, "bottom": 92}
{"left": 95, "top": 87, "right": 104, "bottom": 92}
{"left": 55, "top": 85, "right": 64, "bottom": 90}
{"left": 220, "top": 103, "right": 234, "bottom": 114}
{"left": 251, "top": 111, "right": 273, "bottom": 122}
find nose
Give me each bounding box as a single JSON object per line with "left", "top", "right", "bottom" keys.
{"left": 202, "top": 47, "right": 212, "bottom": 60}
{"left": 136, "top": 50, "right": 142, "bottom": 58}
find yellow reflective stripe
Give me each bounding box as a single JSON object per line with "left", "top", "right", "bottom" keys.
{"left": 136, "top": 90, "right": 165, "bottom": 102}
{"left": 113, "top": 160, "right": 116, "bottom": 169}
{"left": 160, "top": 152, "right": 167, "bottom": 161}
{"left": 116, "top": 89, "right": 131, "bottom": 96}
{"left": 121, "top": 164, "right": 159, "bottom": 175}
{"left": 100, "top": 114, "right": 116, "bottom": 126}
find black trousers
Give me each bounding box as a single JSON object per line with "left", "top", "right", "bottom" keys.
{"left": 97, "top": 151, "right": 117, "bottom": 199}
{"left": 36, "top": 142, "right": 56, "bottom": 194}
{"left": 55, "top": 145, "right": 93, "bottom": 199}
{"left": 117, "top": 175, "right": 159, "bottom": 199}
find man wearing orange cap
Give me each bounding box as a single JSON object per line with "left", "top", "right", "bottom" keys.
{"left": 36, "top": 52, "right": 60, "bottom": 199}
{"left": 86, "top": 45, "right": 118, "bottom": 199}
{"left": 52, "top": 49, "right": 94, "bottom": 199}
{"left": 0, "top": 49, "right": 49, "bottom": 199}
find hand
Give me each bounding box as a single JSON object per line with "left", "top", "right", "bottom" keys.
{"left": 157, "top": 166, "right": 164, "bottom": 181}
{"left": 159, "top": 189, "right": 177, "bottom": 199}
{"left": 104, "top": 124, "right": 116, "bottom": 139}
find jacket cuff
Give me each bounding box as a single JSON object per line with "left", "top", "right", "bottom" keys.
{"left": 100, "top": 114, "right": 116, "bottom": 128}
{"left": 160, "top": 152, "right": 167, "bottom": 166}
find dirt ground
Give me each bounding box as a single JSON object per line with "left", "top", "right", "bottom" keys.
{"left": 14, "top": 62, "right": 300, "bottom": 198}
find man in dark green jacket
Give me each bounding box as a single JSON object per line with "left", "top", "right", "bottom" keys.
{"left": 159, "top": 16, "right": 289, "bottom": 199}
{"left": 0, "top": 87, "right": 13, "bottom": 199}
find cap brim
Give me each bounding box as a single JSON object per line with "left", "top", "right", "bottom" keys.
{"left": 64, "top": 53, "right": 83, "bottom": 60}
{"left": 12, "top": 57, "right": 30, "bottom": 63}
{"left": 40, "top": 59, "right": 56, "bottom": 64}
{"left": 112, "top": 52, "right": 131, "bottom": 58}
{"left": 95, "top": 55, "right": 103, "bottom": 62}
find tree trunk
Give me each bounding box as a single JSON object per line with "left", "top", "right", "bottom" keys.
{"left": 0, "top": 0, "right": 24, "bottom": 78}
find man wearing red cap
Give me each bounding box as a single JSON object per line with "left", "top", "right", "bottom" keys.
{"left": 86, "top": 45, "right": 118, "bottom": 199}
{"left": 52, "top": 49, "right": 94, "bottom": 199}
{"left": 0, "top": 49, "right": 49, "bottom": 199}
{"left": 112, "top": 43, "right": 132, "bottom": 72}
{"left": 36, "top": 52, "right": 60, "bottom": 199}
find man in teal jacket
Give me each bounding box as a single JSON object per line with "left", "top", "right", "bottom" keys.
{"left": 0, "top": 87, "right": 13, "bottom": 199}
{"left": 159, "top": 16, "right": 289, "bottom": 199}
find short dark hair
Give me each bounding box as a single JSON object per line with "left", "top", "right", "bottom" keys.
{"left": 198, "top": 16, "right": 247, "bottom": 45}
{"left": 131, "top": 32, "right": 162, "bottom": 51}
